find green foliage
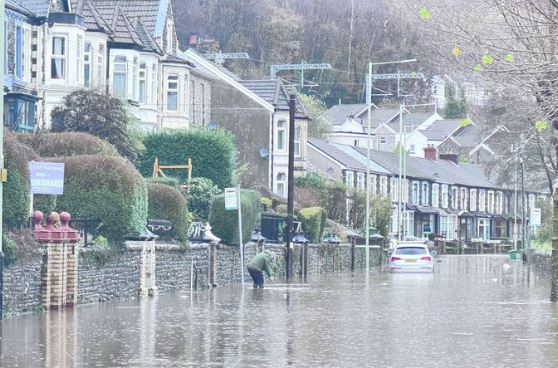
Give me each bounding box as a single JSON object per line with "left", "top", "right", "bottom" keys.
{"left": 139, "top": 129, "right": 236, "bottom": 189}
{"left": 298, "top": 207, "right": 327, "bottom": 243}
{"left": 54, "top": 155, "right": 148, "bottom": 242}
{"left": 147, "top": 182, "right": 189, "bottom": 242}
{"left": 3, "top": 229, "right": 40, "bottom": 265}
{"left": 50, "top": 90, "right": 137, "bottom": 162}
{"left": 261, "top": 197, "right": 273, "bottom": 210}
{"left": 372, "top": 196, "right": 392, "bottom": 238}
{"left": 295, "top": 173, "right": 327, "bottom": 191}
{"left": 187, "top": 177, "right": 221, "bottom": 222}
{"left": 33, "top": 194, "right": 57, "bottom": 216}
{"left": 298, "top": 94, "right": 330, "bottom": 139}
{"left": 16, "top": 132, "right": 118, "bottom": 157}
{"left": 127, "top": 113, "right": 147, "bottom": 159}
{"left": 146, "top": 177, "right": 180, "bottom": 188}
{"left": 534, "top": 199, "right": 552, "bottom": 245}
{"left": 209, "top": 189, "right": 261, "bottom": 245}
{"left": 3, "top": 134, "right": 37, "bottom": 230}
{"left": 347, "top": 189, "right": 367, "bottom": 230}
{"left": 444, "top": 87, "right": 467, "bottom": 119}
{"left": 319, "top": 181, "right": 347, "bottom": 224}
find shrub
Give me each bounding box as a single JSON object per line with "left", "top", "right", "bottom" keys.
{"left": 50, "top": 90, "right": 138, "bottom": 162}
{"left": 295, "top": 173, "right": 326, "bottom": 191}
{"left": 187, "top": 177, "right": 220, "bottom": 222}
{"left": 372, "top": 196, "right": 392, "bottom": 238}
{"left": 319, "top": 181, "right": 346, "bottom": 224}
{"left": 145, "top": 177, "right": 180, "bottom": 188}
{"left": 209, "top": 189, "right": 261, "bottom": 245}
{"left": 298, "top": 207, "right": 327, "bottom": 243}
{"left": 147, "top": 182, "right": 189, "bottom": 242}
{"left": 3, "top": 229, "right": 40, "bottom": 265}
{"left": 139, "top": 129, "right": 236, "bottom": 189}
{"left": 53, "top": 155, "right": 148, "bottom": 242}
{"left": 3, "top": 134, "right": 37, "bottom": 229}
{"left": 16, "top": 132, "right": 118, "bottom": 157}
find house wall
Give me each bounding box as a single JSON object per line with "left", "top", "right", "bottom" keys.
{"left": 159, "top": 62, "right": 191, "bottom": 130}
{"left": 405, "top": 132, "right": 428, "bottom": 157}
{"left": 328, "top": 133, "right": 373, "bottom": 148}
{"left": 189, "top": 71, "right": 212, "bottom": 127}
{"left": 135, "top": 52, "right": 160, "bottom": 131}
{"left": 211, "top": 81, "right": 271, "bottom": 190}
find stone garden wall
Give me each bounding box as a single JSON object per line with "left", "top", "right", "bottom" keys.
{"left": 2, "top": 241, "right": 381, "bottom": 317}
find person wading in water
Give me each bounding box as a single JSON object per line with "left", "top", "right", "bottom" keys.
{"left": 246, "top": 250, "right": 276, "bottom": 288}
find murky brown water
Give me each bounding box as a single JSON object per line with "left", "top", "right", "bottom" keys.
{"left": 1, "top": 255, "right": 557, "bottom": 367}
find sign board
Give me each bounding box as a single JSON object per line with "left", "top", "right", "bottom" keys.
{"left": 224, "top": 187, "right": 238, "bottom": 210}
{"left": 530, "top": 208, "right": 542, "bottom": 227}
{"left": 423, "top": 224, "right": 432, "bottom": 235}
{"left": 29, "top": 162, "right": 64, "bottom": 195}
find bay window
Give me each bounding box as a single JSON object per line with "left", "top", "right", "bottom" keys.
{"left": 139, "top": 62, "right": 146, "bottom": 103}
{"left": 276, "top": 173, "right": 286, "bottom": 197}
{"left": 470, "top": 189, "right": 477, "bottom": 211}
{"left": 84, "top": 42, "right": 91, "bottom": 88}
{"left": 421, "top": 182, "right": 429, "bottom": 206}
{"left": 166, "top": 75, "right": 179, "bottom": 111}
{"left": 432, "top": 184, "right": 439, "bottom": 207}
{"left": 441, "top": 184, "right": 449, "bottom": 208}
{"left": 113, "top": 56, "right": 127, "bottom": 98}
{"left": 440, "top": 216, "right": 455, "bottom": 239}
{"left": 294, "top": 126, "right": 301, "bottom": 157}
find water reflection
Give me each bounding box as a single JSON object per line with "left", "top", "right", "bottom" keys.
{"left": 0, "top": 256, "right": 557, "bottom": 367}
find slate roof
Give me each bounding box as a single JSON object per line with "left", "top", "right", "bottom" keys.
{"left": 386, "top": 112, "right": 434, "bottom": 131}
{"left": 133, "top": 17, "right": 162, "bottom": 53}
{"left": 13, "top": 0, "right": 51, "bottom": 17}
{"left": 310, "top": 137, "right": 501, "bottom": 189}
{"left": 308, "top": 138, "right": 367, "bottom": 171}
{"left": 70, "top": 0, "right": 111, "bottom": 32}
{"left": 326, "top": 104, "right": 367, "bottom": 125}
{"left": 180, "top": 51, "right": 240, "bottom": 81}
{"left": 419, "top": 119, "right": 462, "bottom": 141}
{"left": 452, "top": 125, "right": 481, "bottom": 148}
{"left": 240, "top": 80, "right": 308, "bottom": 119}
{"left": 91, "top": 0, "right": 166, "bottom": 37}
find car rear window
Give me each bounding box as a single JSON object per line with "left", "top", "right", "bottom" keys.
{"left": 395, "top": 247, "right": 427, "bottom": 255}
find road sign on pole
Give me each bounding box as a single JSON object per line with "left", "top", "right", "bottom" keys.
{"left": 225, "top": 187, "right": 238, "bottom": 210}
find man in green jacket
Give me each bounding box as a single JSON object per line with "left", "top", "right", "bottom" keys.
{"left": 247, "top": 250, "right": 275, "bottom": 288}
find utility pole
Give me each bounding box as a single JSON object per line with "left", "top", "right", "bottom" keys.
{"left": 365, "top": 62, "right": 372, "bottom": 275}
{"left": 285, "top": 94, "right": 296, "bottom": 282}
{"left": 0, "top": 1, "right": 5, "bottom": 319}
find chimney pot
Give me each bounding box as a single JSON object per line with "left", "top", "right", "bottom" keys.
{"left": 424, "top": 145, "right": 437, "bottom": 160}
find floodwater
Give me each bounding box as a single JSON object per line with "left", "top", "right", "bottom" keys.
{"left": 1, "top": 255, "right": 557, "bottom": 368}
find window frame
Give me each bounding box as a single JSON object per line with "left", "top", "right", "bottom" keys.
{"left": 84, "top": 42, "right": 91, "bottom": 88}
{"left": 166, "top": 74, "right": 179, "bottom": 112}
{"left": 50, "top": 35, "right": 67, "bottom": 80}
{"left": 139, "top": 62, "right": 146, "bottom": 103}
{"left": 277, "top": 120, "right": 287, "bottom": 152}
{"left": 276, "top": 172, "right": 286, "bottom": 197}
{"left": 113, "top": 56, "right": 128, "bottom": 99}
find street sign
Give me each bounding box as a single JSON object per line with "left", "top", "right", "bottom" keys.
{"left": 224, "top": 187, "right": 238, "bottom": 210}
{"left": 29, "top": 162, "right": 64, "bottom": 195}
{"left": 530, "top": 208, "right": 542, "bottom": 227}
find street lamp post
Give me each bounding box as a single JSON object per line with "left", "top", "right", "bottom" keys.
{"left": 0, "top": 2, "right": 5, "bottom": 320}
{"left": 365, "top": 59, "right": 416, "bottom": 275}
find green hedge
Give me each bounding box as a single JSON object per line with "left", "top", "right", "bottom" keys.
{"left": 298, "top": 207, "right": 327, "bottom": 243}
{"left": 139, "top": 129, "right": 236, "bottom": 189}
{"left": 209, "top": 189, "right": 261, "bottom": 245}
{"left": 147, "top": 182, "right": 189, "bottom": 242}
{"left": 53, "top": 155, "right": 148, "bottom": 242}
{"left": 3, "top": 134, "right": 37, "bottom": 229}
{"left": 16, "top": 132, "right": 118, "bottom": 157}
{"left": 187, "top": 177, "right": 220, "bottom": 222}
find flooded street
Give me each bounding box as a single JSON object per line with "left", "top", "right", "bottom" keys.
{"left": 1, "top": 255, "right": 557, "bottom": 367}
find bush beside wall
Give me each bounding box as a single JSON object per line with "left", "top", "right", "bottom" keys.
{"left": 147, "top": 182, "right": 189, "bottom": 242}
{"left": 298, "top": 207, "right": 327, "bottom": 243}
{"left": 209, "top": 190, "right": 261, "bottom": 245}
{"left": 16, "top": 132, "right": 118, "bottom": 158}
{"left": 53, "top": 155, "right": 148, "bottom": 242}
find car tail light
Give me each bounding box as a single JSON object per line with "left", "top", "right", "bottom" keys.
{"left": 420, "top": 256, "right": 432, "bottom": 261}
{"left": 390, "top": 256, "right": 402, "bottom": 262}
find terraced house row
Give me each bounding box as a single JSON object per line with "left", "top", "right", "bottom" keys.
{"left": 308, "top": 138, "right": 546, "bottom": 245}
{"left": 3, "top": 0, "right": 310, "bottom": 197}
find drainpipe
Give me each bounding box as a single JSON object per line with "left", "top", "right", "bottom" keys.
{"left": 0, "top": 2, "right": 4, "bottom": 319}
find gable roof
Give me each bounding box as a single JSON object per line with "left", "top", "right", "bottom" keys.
{"left": 452, "top": 124, "right": 481, "bottom": 149}
{"left": 91, "top": 0, "right": 168, "bottom": 38}
{"left": 386, "top": 112, "right": 437, "bottom": 131}
{"left": 419, "top": 119, "right": 462, "bottom": 141}
{"left": 240, "top": 80, "right": 308, "bottom": 119}
{"left": 326, "top": 104, "right": 367, "bottom": 125}
{"left": 108, "top": 6, "right": 143, "bottom": 46}
{"left": 132, "top": 17, "right": 162, "bottom": 53}
{"left": 70, "top": 0, "right": 111, "bottom": 32}
{"left": 6, "top": 0, "right": 35, "bottom": 16}
{"left": 12, "top": 0, "right": 51, "bottom": 16}
{"left": 308, "top": 138, "right": 369, "bottom": 172}
{"left": 179, "top": 49, "right": 274, "bottom": 112}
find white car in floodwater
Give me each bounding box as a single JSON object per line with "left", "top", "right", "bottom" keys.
{"left": 388, "top": 243, "right": 435, "bottom": 272}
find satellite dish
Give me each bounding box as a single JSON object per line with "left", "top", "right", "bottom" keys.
{"left": 259, "top": 148, "right": 269, "bottom": 158}
{"left": 207, "top": 121, "right": 219, "bottom": 130}
{"left": 327, "top": 167, "right": 335, "bottom": 175}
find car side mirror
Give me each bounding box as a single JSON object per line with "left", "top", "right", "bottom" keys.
{"left": 431, "top": 250, "right": 438, "bottom": 257}
{"left": 386, "top": 249, "right": 393, "bottom": 256}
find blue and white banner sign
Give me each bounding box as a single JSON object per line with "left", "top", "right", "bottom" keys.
{"left": 29, "top": 162, "right": 65, "bottom": 195}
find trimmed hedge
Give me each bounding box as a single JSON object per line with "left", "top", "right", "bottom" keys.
{"left": 139, "top": 129, "right": 236, "bottom": 189}
{"left": 298, "top": 207, "right": 327, "bottom": 243}
{"left": 16, "top": 132, "right": 118, "bottom": 157}
{"left": 147, "top": 182, "right": 189, "bottom": 242}
{"left": 53, "top": 155, "right": 148, "bottom": 242}
{"left": 3, "top": 134, "right": 38, "bottom": 229}
{"left": 209, "top": 189, "right": 261, "bottom": 245}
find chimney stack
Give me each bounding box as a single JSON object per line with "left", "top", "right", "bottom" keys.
{"left": 188, "top": 33, "right": 199, "bottom": 49}
{"left": 424, "top": 144, "right": 437, "bottom": 160}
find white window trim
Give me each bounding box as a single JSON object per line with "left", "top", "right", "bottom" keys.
{"left": 441, "top": 184, "right": 449, "bottom": 208}
{"left": 166, "top": 74, "right": 179, "bottom": 112}
{"left": 432, "top": 184, "right": 439, "bottom": 208}
{"left": 277, "top": 120, "right": 287, "bottom": 152}
{"left": 50, "top": 34, "right": 68, "bottom": 81}
{"left": 113, "top": 55, "right": 128, "bottom": 99}
{"left": 139, "top": 62, "right": 146, "bottom": 103}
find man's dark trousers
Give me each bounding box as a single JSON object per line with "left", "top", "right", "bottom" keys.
{"left": 248, "top": 268, "right": 264, "bottom": 288}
